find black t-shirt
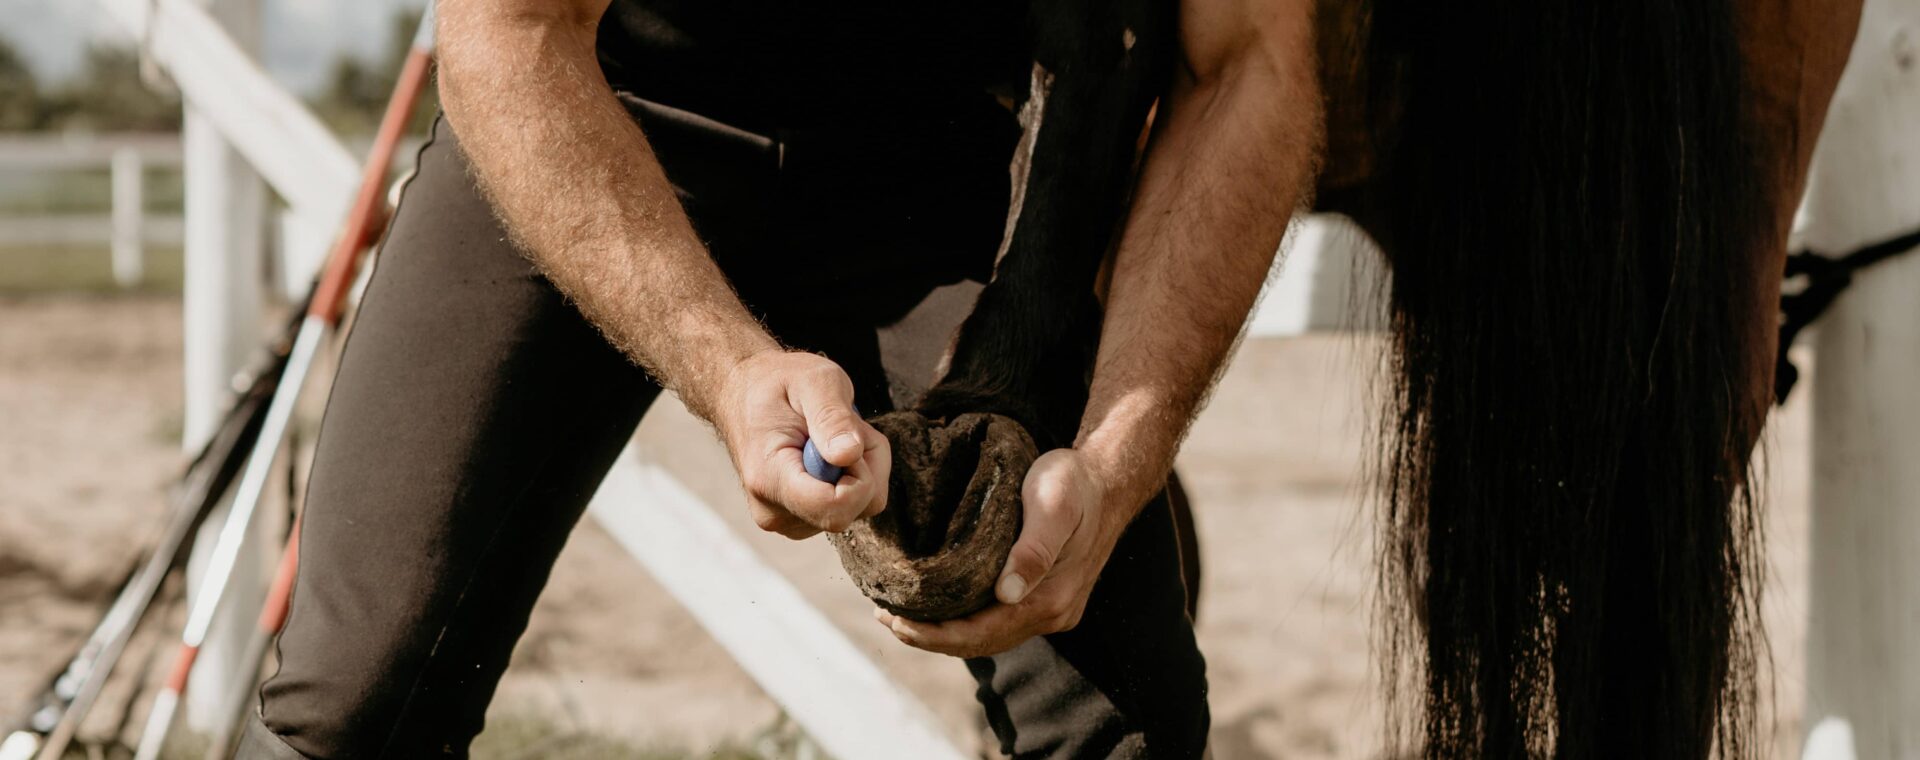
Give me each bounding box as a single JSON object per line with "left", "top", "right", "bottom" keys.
{"left": 596, "top": 0, "right": 1032, "bottom": 133}
{"left": 593, "top": 1, "right": 1032, "bottom": 306}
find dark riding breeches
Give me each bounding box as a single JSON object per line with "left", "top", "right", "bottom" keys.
{"left": 240, "top": 103, "right": 1209, "bottom": 759}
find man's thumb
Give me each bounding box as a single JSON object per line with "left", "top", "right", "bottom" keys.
{"left": 998, "top": 457, "right": 1081, "bottom": 604}
{"left": 795, "top": 371, "right": 863, "bottom": 466}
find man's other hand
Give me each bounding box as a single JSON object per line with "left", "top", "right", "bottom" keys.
{"left": 876, "top": 448, "right": 1126, "bottom": 658}
{"left": 716, "top": 351, "right": 890, "bottom": 539}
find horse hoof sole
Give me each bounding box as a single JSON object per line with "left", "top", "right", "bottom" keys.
{"left": 829, "top": 411, "right": 1036, "bottom": 622}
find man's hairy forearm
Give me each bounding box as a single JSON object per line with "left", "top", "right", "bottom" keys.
{"left": 436, "top": 2, "right": 776, "bottom": 422}
{"left": 1077, "top": 10, "right": 1323, "bottom": 516}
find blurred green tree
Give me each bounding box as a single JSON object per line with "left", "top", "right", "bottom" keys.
{"left": 0, "top": 38, "right": 45, "bottom": 130}
{"left": 0, "top": 11, "right": 434, "bottom": 137}
{"left": 312, "top": 9, "right": 437, "bottom": 136}
{"left": 41, "top": 46, "right": 182, "bottom": 132}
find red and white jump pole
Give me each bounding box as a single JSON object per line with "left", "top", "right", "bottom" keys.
{"left": 122, "top": 13, "right": 437, "bottom": 760}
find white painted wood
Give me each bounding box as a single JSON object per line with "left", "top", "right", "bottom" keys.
{"left": 1804, "top": 718, "right": 1862, "bottom": 760}
{"left": 273, "top": 138, "right": 423, "bottom": 298}
{"left": 1792, "top": 0, "right": 1920, "bottom": 757}
{"left": 110, "top": 146, "right": 145, "bottom": 288}
{"left": 0, "top": 133, "right": 181, "bottom": 168}
{"left": 176, "top": 0, "right": 272, "bottom": 732}
{"left": 177, "top": 0, "right": 267, "bottom": 471}
{"left": 588, "top": 444, "right": 968, "bottom": 760}
{"left": 1248, "top": 214, "right": 1387, "bottom": 338}
{"left": 93, "top": 0, "right": 358, "bottom": 231}
{"left": 273, "top": 209, "right": 331, "bottom": 299}
{"left": 0, "top": 134, "right": 179, "bottom": 280}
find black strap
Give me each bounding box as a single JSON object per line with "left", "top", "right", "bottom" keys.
{"left": 1775, "top": 225, "right": 1920, "bottom": 404}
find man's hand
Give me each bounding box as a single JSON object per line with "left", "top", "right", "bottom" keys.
{"left": 876, "top": 449, "right": 1123, "bottom": 658}
{"left": 441, "top": 1, "right": 890, "bottom": 541}
{"left": 716, "top": 351, "right": 890, "bottom": 540}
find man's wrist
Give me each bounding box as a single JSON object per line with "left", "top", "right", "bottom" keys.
{"left": 1074, "top": 410, "right": 1182, "bottom": 532}
{"left": 689, "top": 336, "right": 783, "bottom": 433}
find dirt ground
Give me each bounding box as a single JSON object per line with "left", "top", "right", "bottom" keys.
{"left": 0, "top": 295, "right": 1815, "bottom": 758}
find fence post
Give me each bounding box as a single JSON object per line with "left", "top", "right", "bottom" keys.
{"left": 1796, "top": 0, "right": 1920, "bottom": 757}
{"left": 110, "top": 145, "right": 145, "bottom": 289}
{"left": 180, "top": 0, "right": 271, "bottom": 733}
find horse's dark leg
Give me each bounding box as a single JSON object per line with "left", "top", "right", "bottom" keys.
{"left": 916, "top": 4, "right": 1178, "bottom": 441}
{"left": 829, "top": 0, "right": 1177, "bottom": 622}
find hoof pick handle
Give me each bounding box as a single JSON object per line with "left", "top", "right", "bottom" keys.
{"left": 801, "top": 438, "right": 844, "bottom": 484}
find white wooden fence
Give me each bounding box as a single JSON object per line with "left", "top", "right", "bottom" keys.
{"left": 1792, "top": 1, "right": 1920, "bottom": 757}
{"left": 0, "top": 134, "right": 183, "bottom": 288}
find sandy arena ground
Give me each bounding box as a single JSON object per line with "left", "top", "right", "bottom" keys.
{"left": 1, "top": 295, "right": 1815, "bottom": 758}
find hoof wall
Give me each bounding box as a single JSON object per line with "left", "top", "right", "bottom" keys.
{"left": 829, "top": 411, "right": 1036, "bottom": 621}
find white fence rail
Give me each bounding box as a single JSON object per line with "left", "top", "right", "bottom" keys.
{"left": 0, "top": 132, "right": 182, "bottom": 169}
{"left": 1793, "top": 0, "right": 1920, "bottom": 756}
{"left": 0, "top": 134, "right": 183, "bottom": 288}
{"left": 0, "top": 131, "right": 422, "bottom": 294}
{"left": 96, "top": 0, "right": 357, "bottom": 230}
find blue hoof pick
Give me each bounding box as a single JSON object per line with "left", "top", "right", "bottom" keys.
{"left": 802, "top": 438, "right": 844, "bottom": 484}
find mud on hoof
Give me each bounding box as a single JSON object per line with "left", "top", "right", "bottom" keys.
{"left": 828, "top": 411, "right": 1036, "bottom": 621}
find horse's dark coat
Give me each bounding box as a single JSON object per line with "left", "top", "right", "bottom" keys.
{"left": 837, "top": 0, "right": 1860, "bottom": 756}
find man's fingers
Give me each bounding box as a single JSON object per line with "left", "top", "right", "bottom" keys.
{"left": 792, "top": 365, "right": 864, "bottom": 467}
{"left": 743, "top": 423, "right": 885, "bottom": 536}
{"left": 876, "top": 583, "right": 1087, "bottom": 658}
{"left": 747, "top": 500, "right": 820, "bottom": 540}
{"left": 998, "top": 452, "right": 1084, "bottom": 605}
{"left": 760, "top": 448, "right": 876, "bottom": 533}
{"left": 776, "top": 522, "right": 821, "bottom": 540}
{"left": 726, "top": 353, "right": 890, "bottom": 539}
{"left": 877, "top": 605, "right": 1037, "bottom": 659}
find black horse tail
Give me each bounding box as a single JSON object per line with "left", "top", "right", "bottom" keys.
{"left": 1363, "top": 1, "right": 1771, "bottom": 757}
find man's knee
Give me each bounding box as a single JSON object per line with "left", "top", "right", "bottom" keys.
{"left": 257, "top": 606, "right": 468, "bottom": 759}
{"left": 257, "top": 669, "right": 417, "bottom": 759}
{"left": 236, "top": 711, "right": 314, "bottom": 760}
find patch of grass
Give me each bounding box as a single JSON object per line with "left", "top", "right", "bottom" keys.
{"left": 472, "top": 715, "right": 772, "bottom": 760}
{"left": 151, "top": 407, "right": 186, "bottom": 448}
{"left": 0, "top": 244, "right": 184, "bottom": 294}
{"left": 43, "top": 730, "right": 204, "bottom": 760}
{"left": 45, "top": 721, "right": 782, "bottom": 760}
{"left": 159, "top": 731, "right": 209, "bottom": 760}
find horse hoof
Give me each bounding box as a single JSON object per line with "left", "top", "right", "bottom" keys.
{"left": 828, "top": 411, "right": 1036, "bottom": 621}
